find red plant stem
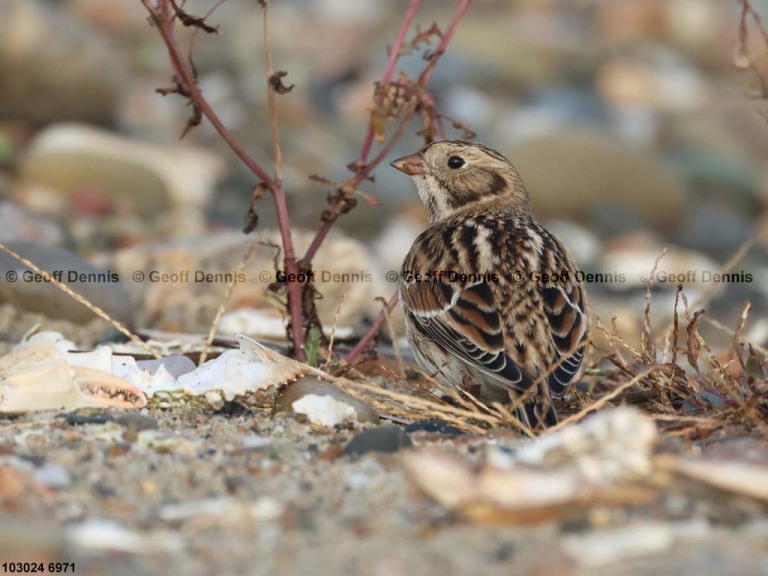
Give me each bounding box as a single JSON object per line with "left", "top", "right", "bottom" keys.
{"left": 300, "top": 113, "right": 412, "bottom": 266}
{"left": 144, "top": 0, "right": 472, "bottom": 363}
{"left": 343, "top": 291, "right": 400, "bottom": 363}
{"left": 358, "top": 0, "right": 421, "bottom": 164}
{"left": 342, "top": 0, "right": 472, "bottom": 364}
{"left": 144, "top": 0, "right": 306, "bottom": 359}
{"left": 145, "top": 0, "right": 275, "bottom": 186}
{"left": 303, "top": 0, "right": 472, "bottom": 268}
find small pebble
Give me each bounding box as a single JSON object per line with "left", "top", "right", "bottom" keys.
{"left": 33, "top": 462, "right": 71, "bottom": 490}
{"left": 137, "top": 355, "right": 197, "bottom": 379}
{"left": 404, "top": 420, "right": 465, "bottom": 436}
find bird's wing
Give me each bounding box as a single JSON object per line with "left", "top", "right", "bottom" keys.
{"left": 537, "top": 252, "right": 588, "bottom": 397}
{"left": 401, "top": 275, "right": 533, "bottom": 390}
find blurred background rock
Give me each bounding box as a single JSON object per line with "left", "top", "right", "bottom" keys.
{"left": 0, "top": 0, "right": 767, "bottom": 348}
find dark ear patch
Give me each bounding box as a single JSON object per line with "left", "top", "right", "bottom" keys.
{"left": 491, "top": 172, "right": 508, "bottom": 195}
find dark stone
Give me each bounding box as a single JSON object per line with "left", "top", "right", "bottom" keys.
{"left": 59, "top": 412, "right": 112, "bottom": 426}
{"left": 58, "top": 412, "right": 157, "bottom": 431}
{"left": 213, "top": 401, "right": 253, "bottom": 417}
{"left": 344, "top": 425, "right": 412, "bottom": 457}
{"left": 111, "top": 413, "right": 158, "bottom": 431}
{"left": 404, "top": 420, "right": 465, "bottom": 436}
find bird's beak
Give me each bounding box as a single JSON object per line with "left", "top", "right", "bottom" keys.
{"left": 391, "top": 153, "right": 426, "bottom": 176}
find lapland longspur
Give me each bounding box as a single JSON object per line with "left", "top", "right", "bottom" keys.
{"left": 391, "top": 140, "right": 587, "bottom": 430}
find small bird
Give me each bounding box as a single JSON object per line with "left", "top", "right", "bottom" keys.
{"left": 391, "top": 140, "right": 587, "bottom": 430}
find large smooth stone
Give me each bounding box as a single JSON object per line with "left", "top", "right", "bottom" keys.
{"left": 19, "top": 124, "right": 225, "bottom": 217}
{"left": 508, "top": 128, "right": 686, "bottom": 231}
{"left": 0, "top": 0, "right": 125, "bottom": 126}
{"left": 275, "top": 377, "right": 380, "bottom": 425}
{"left": 0, "top": 241, "right": 134, "bottom": 326}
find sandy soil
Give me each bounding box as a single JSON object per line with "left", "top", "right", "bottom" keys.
{"left": 3, "top": 403, "right": 768, "bottom": 576}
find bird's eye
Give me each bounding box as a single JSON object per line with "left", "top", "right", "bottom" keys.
{"left": 447, "top": 156, "right": 465, "bottom": 169}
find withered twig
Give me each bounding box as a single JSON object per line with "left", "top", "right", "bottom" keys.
{"left": 344, "top": 290, "right": 400, "bottom": 364}
{"left": 142, "top": 0, "right": 306, "bottom": 359}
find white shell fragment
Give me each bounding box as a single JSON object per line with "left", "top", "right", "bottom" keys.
{"left": 655, "top": 455, "right": 768, "bottom": 503}
{"left": 0, "top": 331, "right": 313, "bottom": 411}
{"left": 291, "top": 394, "right": 358, "bottom": 427}
{"left": 112, "top": 355, "right": 177, "bottom": 397}
{"left": 149, "top": 335, "right": 310, "bottom": 400}
{"left": 513, "top": 406, "right": 658, "bottom": 481}
{"left": 401, "top": 407, "right": 660, "bottom": 524}
{"left": 0, "top": 334, "right": 146, "bottom": 413}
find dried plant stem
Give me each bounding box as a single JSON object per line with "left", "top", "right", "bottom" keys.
{"left": 199, "top": 240, "right": 258, "bottom": 365}
{"left": 704, "top": 315, "right": 768, "bottom": 357}
{"left": 418, "top": 0, "right": 472, "bottom": 87}
{"left": 142, "top": 0, "right": 306, "bottom": 359}
{"left": 548, "top": 367, "right": 661, "bottom": 433}
{"left": 358, "top": 0, "right": 422, "bottom": 163}
{"left": 344, "top": 290, "right": 399, "bottom": 363}
{"left": 141, "top": 0, "right": 274, "bottom": 185}
{"left": 259, "top": 0, "right": 305, "bottom": 360}
{"left": 326, "top": 286, "right": 351, "bottom": 359}
{"left": 302, "top": 0, "right": 473, "bottom": 267}
{"left": 143, "top": 0, "right": 474, "bottom": 362}
{"left": 262, "top": 1, "right": 284, "bottom": 182}
{"left": 655, "top": 236, "right": 756, "bottom": 352}
{"left": 0, "top": 241, "right": 160, "bottom": 359}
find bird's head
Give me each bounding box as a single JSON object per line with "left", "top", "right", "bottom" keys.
{"left": 391, "top": 140, "right": 529, "bottom": 222}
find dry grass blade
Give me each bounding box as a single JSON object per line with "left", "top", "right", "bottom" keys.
{"left": 0, "top": 241, "right": 160, "bottom": 359}
{"left": 642, "top": 247, "right": 667, "bottom": 362}
{"left": 377, "top": 296, "right": 405, "bottom": 378}
{"left": 548, "top": 366, "right": 660, "bottom": 433}
{"left": 326, "top": 286, "right": 350, "bottom": 359}
{"left": 666, "top": 284, "right": 684, "bottom": 365}
{"left": 725, "top": 301, "right": 753, "bottom": 362}
{"left": 656, "top": 236, "right": 756, "bottom": 349}
{"left": 703, "top": 315, "right": 768, "bottom": 357}
{"left": 199, "top": 239, "right": 259, "bottom": 365}
{"left": 685, "top": 309, "right": 706, "bottom": 373}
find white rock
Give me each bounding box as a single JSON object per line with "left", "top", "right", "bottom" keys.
{"left": 291, "top": 394, "right": 358, "bottom": 427}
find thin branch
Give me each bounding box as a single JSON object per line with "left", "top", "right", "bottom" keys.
{"left": 358, "top": 0, "right": 421, "bottom": 164}
{"left": 260, "top": 0, "right": 305, "bottom": 360}
{"left": 143, "top": 0, "right": 474, "bottom": 362}
{"left": 302, "top": 0, "right": 473, "bottom": 267}
{"left": 417, "top": 0, "right": 471, "bottom": 86}
{"left": 141, "top": 0, "right": 275, "bottom": 185}
{"left": 315, "top": 0, "right": 473, "bottom": 359}
{"left": 142, "top": 0, "right": 306, "bottom": 359}
{"left": 344, "top": 290, "right": 400, "bottom": 363}
{"left": 263, "top": 1, "right": 285, "bottom": 182}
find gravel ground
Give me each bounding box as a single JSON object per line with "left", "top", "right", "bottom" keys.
{"left": 3, "top": 404, "right": 768, "bottom": 576}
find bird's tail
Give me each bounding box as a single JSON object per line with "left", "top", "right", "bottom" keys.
{"left": 517, "top": 398, "right": 558, "bottom": 431}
